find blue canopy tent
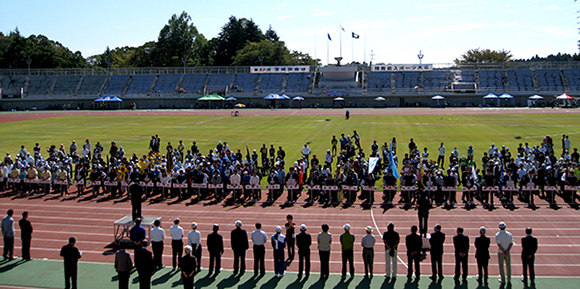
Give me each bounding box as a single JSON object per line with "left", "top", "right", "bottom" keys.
{"left": 263, "top": 94, "right": 291, "bottom": 108}
{"left": 482, "top": 93, "right": 498, "bottom": 107}
{"left": 499, "top": 93, "right": 515, "bottom": 107}
{"left": 93, "top": 95, "right": 123, "bottom": 110}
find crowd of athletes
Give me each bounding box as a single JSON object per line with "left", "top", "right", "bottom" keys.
{"left": 0, "top": 132, "right": 578, "bottom": 207}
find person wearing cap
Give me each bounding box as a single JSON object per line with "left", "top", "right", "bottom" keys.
{"left": 150, "top": 219, "right": 165, "bottom": 270}
{"left": 521, "top": 227, "right": 538, "bottom": 285}
{"left": 474, "top": 226, "right": 490, "bottom": 283}
{"left": 296, "top": 224, "right": 312, "bottom": 278}
{"left": 495, "top": 221, "right": 514, "bottom": 284}
{"left": 361, "top": 226, "right": 376, "bottom": 278}
{"left": 405, "top": 225, "right": 422, "bottom": 280}
{"left": 207, "top": 224, "right": 223, "bottom": 275}
{"left": 180, "top": 245, "right": 197, "bottom": 289}
{"left": 437, "top": 143, "right": 446, "bottom": 167}
{"left": 187, "top": 222, "right": 202, "bottom": 272}
{"left": 251, "top": 222, "right": 268, "bottom": 276}
{"left": 453, "top": 227, "right": 469, "bottom": 282}
{"left": 429, "top": 224, "right": 445, "bottom": 281}
{"left": 325, "top": 149, "right": 333, "bottom": 170}
{"left": 272, "top": 226, "right": 286, "bottom": 277}
{"left": 340, "top": 223, "right": 355, "bottom": 278}
{"left": 169, "top": 218, "right": 184, "bottom": 270}
{"left": 231, "top": 220, "right": 249, "bottom": 275}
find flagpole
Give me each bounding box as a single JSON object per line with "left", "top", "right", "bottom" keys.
{"left": 327, "top": 36, "right": 329, "bottom": 65}
{"left": 364, "top": 31, "right": 366, "bottom": 65}
{"left": 339, "top": 23, "right": 342, "bottom": 58}
{"left": 351, "top": 34, "right": 354, "bottom": 63}
{"left": 314, "top": 32, "right": 317, "bottom": 62}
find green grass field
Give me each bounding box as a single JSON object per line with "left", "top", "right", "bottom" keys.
{"left": 1, "top": 112, "right": 578, "bottom": 171}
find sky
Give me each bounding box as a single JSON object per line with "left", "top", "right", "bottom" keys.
{"left": 1, "top": 0, "right": 578, "bottom": 65}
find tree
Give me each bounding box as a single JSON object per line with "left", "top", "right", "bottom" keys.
{"left": 212, "top": 16, "right": 265, "bottom": 66}
{"left": 232, "top": 40, "right": 290, "bottom": 66}
{"left": 289, "top": 51, "right": 320, "bottom": 65}
{"left": 152, "top": 11, "right": 199, "bottom": 67}
{"left": 265, "top": 25, "right": 280, "bottom": 42}
{"left": 454, "top": 48, "right": 513, "bottom": 64}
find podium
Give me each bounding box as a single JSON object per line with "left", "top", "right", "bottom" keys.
{"left": 114, "top": 216, "right": 161, "bottom": 244}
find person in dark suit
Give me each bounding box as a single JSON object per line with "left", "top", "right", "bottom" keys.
{"left": 417, "top": 190, "right": 431, "bottom": 238}
{"left": 60, "top": 237, "right": 81, "bottom": 289}
{"left": 429, "top": 224, "right": 445, "bottom": 281}
{"left": 475, "top": 226, "right": 490, "bottom": 284}
{"left": 231, "top": 220, "right": 249, "bottom": 275}
{"left": 521, "top": 227, "right": 538, "bottom": 285}
{"left": 406, "top": 225, "right": 422, "bottom": 280}
{"left": 453, "top": 227, "right": 469, "bottom": 282}
{"left": 115, "top": 242, "right": 133, "bottom": 289}
{"left": 207, "top": 224, "right": 223, "bottom": 275}
{"left": 130, "top": 173, "right": 144, "bottom": 221}
{"left": 18, "top": 211, "right": 33, "bottom": 261}
{"left": 136, "top": 240, "right": 154, "bottom": 289}
{"left": 180, "top": 245, "right": 197, "bottom": 289}
{"left": 296, "top": 224, "right": 312, "bottom": 278}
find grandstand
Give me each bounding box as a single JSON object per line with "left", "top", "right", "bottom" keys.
{"left": 2, "top": 62, "right": 580, "bottom": 109}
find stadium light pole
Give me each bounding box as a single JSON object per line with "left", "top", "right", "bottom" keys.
{"left": 258, "top": 54, "right": 264, "bottom": 66}
{"left": 417, "top": 50, "right": 424, "bottom": 66}
{"left": 182, "top": 56, "right": 187, "bottom": 75}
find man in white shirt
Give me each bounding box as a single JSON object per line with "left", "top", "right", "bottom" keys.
{"left": 438, "top": 143, "right": 446, "bottom": 167}
{"left": 187, "top": 222, "right": 202, "bottom": 272}
{"left": 325, "top": 149, "right": 333, "bottom": 169}
{"left": 250, "top": 222, "right": 268, "bottom": 276}
{"left": 361, "top": 226, "right": 376, "bottom": 278}
{"left": 169, "top": 218, "right": 184, "bottom": 269}
{"left": 301, "top": 144, "right": 312, "bottom": 162}
{"left": 150, "top": 219, "right": 165, "bottom": 270}
{"left": 495, "top": 221, "right": 514, "bottom": 284}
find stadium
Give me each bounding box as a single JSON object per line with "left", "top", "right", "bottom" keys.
{"left": 2, "top": 2, "right": 580, "bottom": 289}
{"left": 1, "top": 61, "right": 580, "bottom": 110}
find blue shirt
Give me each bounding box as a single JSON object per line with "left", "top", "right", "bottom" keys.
{"left": 130, "top": 225, "right": 146, "bottom": 242}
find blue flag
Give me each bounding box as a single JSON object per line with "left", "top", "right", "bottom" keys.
{"left": 327, "top": 33, "right": 332, "bottom": 41}
{"left": 388, "top": 145, "right": 399, "bottom": 179}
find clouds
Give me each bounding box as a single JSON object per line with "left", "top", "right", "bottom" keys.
{"left": 311, "top": 9, "right": 339, "bottom": 17}
{"left": 413, "top": 2, "right": 472, "bottom": 9}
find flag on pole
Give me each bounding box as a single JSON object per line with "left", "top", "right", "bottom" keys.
{"left": 327, "top": 33, "right": 332, "bottom": 41}
{"left": 341, "top": 25, "right": 345, "bottom": 32}
{"left": 352, "top": 32, "right": 360, "bottom": 39}
{"left": 388, "top": 145, "right": 399, "bottom": 179}
{"left": 368, "top": 157, "right": 379, "bottom": 174}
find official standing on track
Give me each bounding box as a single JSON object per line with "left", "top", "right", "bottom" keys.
{"left": 187, "top": 222, "right": 202, "bottom": 272}
{"left": 429, "top": 224, "right": 445, "bottom": 281}
{"left": 60, "top": 236, "right": 81, "bottom": 289}
{"left": 115, "top": 242, "right": 132, "bottom": 289}
{"left": 2, "top": 209, "right": 15, "bottom": 260}
{"left": 475, "top": 226, "right": 490, "bottom": 284}
{"left": 207, "top": 224, "right": 223, "bottom": 275}
{"left": 231, "top": 220, "right": 249, "bottom": 275}
{"left": 169, "top": 218, "right": 184, "bottom": 270}
{"left": 150, "top": 219, "right": 165, "bottom": 270}
{"left": 361, "top": 226, "right": 376, "bottom": 278}
{"left": 272, "top": 226, "right": 286, "bottom": 277}
{"left": 18, "top": 211, "right": 33, "bottom": 261}
{"left": 340, "top": 223, "right": 355, "bottom": 279}
{"left": 135, "top": 240, "right": 154, "bottom": 289}
{"left": 296, "top": 224, "right": 312, "bottom": 278}
{"left": 521, "top": 227, "right": 538, "bottom": 286}
{"left": 317, "top": 224, "right": 332, "bottom": 278}
{"left": 251, "top": 222, "right": 268, "bottom": 277}
{"left": 383, "top": 222, "right": 399, "bottom": 279}
{"left": 453, "top": 227, "right": 469, "bottom": 282}
{"left": 495, "top": 221, "right": 514, "bottom": 285}
{"left": 405, "top": 225, "right": 422, "bottom": 280}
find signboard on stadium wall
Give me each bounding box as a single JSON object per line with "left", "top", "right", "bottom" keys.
{"left": 372, "top": 64, "right": 433, "bottom": 71}
{"left": 323, "top": 91, "right": 349, "bottom": 97}
{"left": 250, "top": 66, "right": 310, "bottom": 73}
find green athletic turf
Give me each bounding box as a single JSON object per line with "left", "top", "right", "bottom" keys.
{"left": 1, "top": 113, "right": 578, "bottom": 165}
{"left": 0, "top": 258, "right": 578, "bottom": 288}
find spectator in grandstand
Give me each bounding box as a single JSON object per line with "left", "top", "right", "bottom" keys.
{"left": 496, "top": 222, "right": 514, "bottom": 284}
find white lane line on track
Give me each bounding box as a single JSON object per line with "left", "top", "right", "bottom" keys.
{"left": 371, "top": 206, "right": 408, "bottom": 269}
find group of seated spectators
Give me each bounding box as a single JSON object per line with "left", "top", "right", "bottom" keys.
{"left": 1, "top": 132, "right": 578, "bottom": 207}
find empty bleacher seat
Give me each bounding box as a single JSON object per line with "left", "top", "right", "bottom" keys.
{"left": 125, "top": 75, "right": 155, "bottom": 95}
{"left": 285, "top": 73, "right": 310, "bottom": 93}
{"left": 179, "top": 74, "right": 206, "bottom": 94}
{"left": 27, "top": 75, "right": 54, "bottom": 95}
{"left": 53, "top": 75, "right": 82, "bottom": 96}
{"left": 152, "top": 74, "right": 180, "bottom": 95}
{"left": 103, "top": 75, "right": 130, "bottom": 95}
{"left": 258, "top": 74, "right": 285, "bottom": 93}
{"left": 366, "top": 72, "right": 393, "bottom": 92}
{"left": 77, "top": 75, "right": 108, "bottom": 96}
